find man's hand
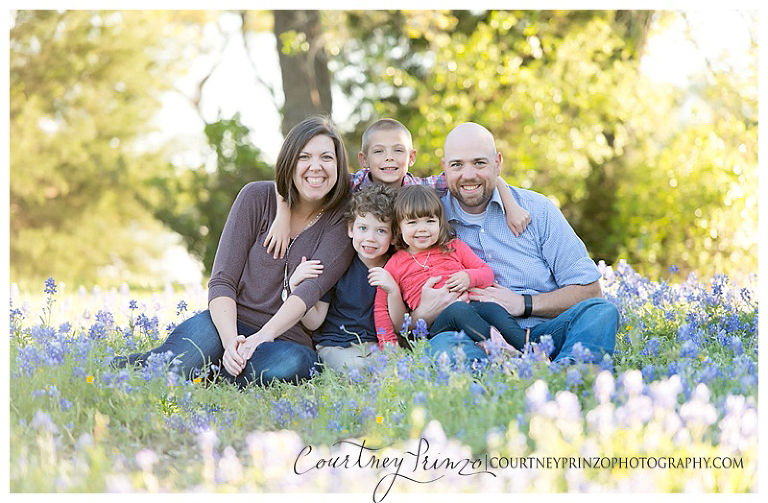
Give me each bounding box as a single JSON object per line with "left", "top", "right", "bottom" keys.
{"left": 468, "top": 283, "right": 525, "bottom": 316}
{"left": 412, "top": 276, "right": 463, "bottom": 326}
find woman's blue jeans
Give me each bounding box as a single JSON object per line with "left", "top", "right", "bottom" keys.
{"left": 426, "top": 297, "right": 619, "bottom": 365}
{"left": 429, "top": 301, "right": 527, "bottom": 350}
{"left": 125, "top": 310, "right": 318, "bottom": 388}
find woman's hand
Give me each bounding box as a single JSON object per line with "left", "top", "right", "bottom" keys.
{"left": 368, "top": 267, "right": 398, "bottom": 294}
{"left": 236, "top": 332, "right": 271, "bottom": 362}
{"left": 222, "top": 335, "right": 247, "bottom": 376}
{"left": 289, "top": 256, "right": 323, "bottom": 291}
{"left": 445, "top": 271, "right": 471, "bottom": 293}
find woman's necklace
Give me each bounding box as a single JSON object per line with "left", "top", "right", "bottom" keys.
{"left": 410, "top": 248, "right": 432, "bottom": 269}
{"left": 281, "top": 208, "right": 324, "bottom": 302}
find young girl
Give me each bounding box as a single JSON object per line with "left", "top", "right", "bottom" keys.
{"left": 373, "top": 185, "right": 527, "bottom": 352}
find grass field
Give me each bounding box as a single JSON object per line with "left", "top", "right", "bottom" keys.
{"left": 9, "top": 261, "right": 757, "bottom": 495}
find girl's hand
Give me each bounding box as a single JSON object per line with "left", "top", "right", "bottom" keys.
{"left": 368, "top": 267, "right": 398, "bottom": 294}
{"left": 289, "top": 257, "right": 323, "bottom": 291}
{"left": 445, "top": 271, "right": 471, "bottom": 293}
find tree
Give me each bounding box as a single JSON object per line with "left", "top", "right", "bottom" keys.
{"left": 9, "top": 10, "right": 198, "bottom": 287}
{"left": 272, "top": 10, "right": 333, "bottom": 136}
{"left": 144, "top": 115, "right": 273, "bottom": 277}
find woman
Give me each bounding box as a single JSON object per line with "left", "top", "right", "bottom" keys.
{"left": 117, "top": 116, "right": 354, "bottom": 388}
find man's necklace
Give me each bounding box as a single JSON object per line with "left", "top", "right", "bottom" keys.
{"left": 281, "top": 209, "right": 324, "bottom": 302}
{"left": 410, "top": 248, "right": 432, "bottom": 269}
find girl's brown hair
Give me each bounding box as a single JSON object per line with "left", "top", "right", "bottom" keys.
{"left": 392, "top": 185, "right": 455, "bottom": 252}
{"left": 274, "top": 115, "right": 350, "bottom": 211}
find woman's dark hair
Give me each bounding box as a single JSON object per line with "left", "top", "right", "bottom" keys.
{"left": 274, "top": 115, "right": 350, "bottom": 211}
{"left": 392, "top": 185, "right": 455, "bottom": 252}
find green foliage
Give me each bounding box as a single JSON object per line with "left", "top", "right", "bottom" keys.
{"left": 328, "top": 10, "right": 756, "bottom": 282}
{"left": 9, "top": 11, "right": 196, "bottom": 288}
{"left": 144, "top": 114, "right": 274, "bottom": 276}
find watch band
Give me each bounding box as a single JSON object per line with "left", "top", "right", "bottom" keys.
{"left": 522, "top": 294, "right": 533, "bottom": 318}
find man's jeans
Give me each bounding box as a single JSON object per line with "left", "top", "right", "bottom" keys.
{"left": 123, "top": 310, "right": 318, "bottom": 388}
{"left": 426, "top": 297, "right": 619, "bottom": 364}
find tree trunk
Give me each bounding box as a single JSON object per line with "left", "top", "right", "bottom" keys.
{"left": 273, "top": 10, "right": 333, "bottom": 136}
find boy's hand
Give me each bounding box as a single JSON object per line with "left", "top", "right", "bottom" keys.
{"left": 505, "top": 205, "right": 531, "bottom": 237}
{"left": 368, "top": 267, "right": 398, "bottom": 294}
{"left": 445, "top": 271, "right": 471, "bottom": 293}
{"left": 264, "top": 209, "right": 291, "bottom": 259}
{"left": 289, "top": 256, "right": 323, "bottom": 291}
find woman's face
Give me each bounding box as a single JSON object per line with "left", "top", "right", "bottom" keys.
{"left": 292, "top": 134, "right": 338, "bottom": 205}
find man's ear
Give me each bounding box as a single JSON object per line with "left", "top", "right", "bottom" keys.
{"left": 495, "top": 151, "right": 503, "bottom": 176}
{"left": 358, "top": 151, "right": 368, "bottom": 169}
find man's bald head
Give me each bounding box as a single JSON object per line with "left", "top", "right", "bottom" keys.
{"left": 444, "top": 122, "right": 497, "bottom": 155}
{"left": 442, "top": 122, "right": 502, "bottom": 214}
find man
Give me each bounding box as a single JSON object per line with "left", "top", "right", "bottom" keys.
{"left": 411, "top": 122, "right": 618, "bottom": 365}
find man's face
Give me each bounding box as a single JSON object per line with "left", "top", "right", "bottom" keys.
{"left": 442, "top": 133, "right": 501, "bottom": 214}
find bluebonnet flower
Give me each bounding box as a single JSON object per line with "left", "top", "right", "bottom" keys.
{"left": 730, "top": 336, "right": 744, "bottom": 356}
{"left": 641, "top": 337, "right": 661, "bottom": 357}
{"left": 565, "top": 367, "right": 583, "bottom": 389}
{"left": 44, "top": 277, "right": 57, "bottom": 295}
{"left": 326, "top": 419, "right": 342, "bottom": 432}
{"left": 59, "top": 398, "right": 73, "bottom": 411}
{"left": 400, "top": 313, "right": 411, "bottom": 335}
{"left": 413, "top": 319, "right": 429, "bottom": 339}
{"left": 95, "top": 310, "right": 114, "bottom": 327}
{"left": 667, "top": 360, "right": 680, "bottom": 377}
{"left": 698, "top": 362, "right": 720, "bottom": 384}
{"left": 538, "top": 334, "right": 555, "bottom": 358}
{"left": 413, "top": 391, "right": 427, "bottom": 405}
{"left": 271, "top": 397, "right": 293, "bottom": 426}
{"left": 88, "top": 322, "right": 107, "bottom": 340}
{"left": 598, "top": 353, "right": 614, "bottom": 373}
{"left": 361, "top": 407, "right": 376, "bottom": 420}
{"left": 128, "top": 300, "right": 138, "bottom": 310}
{"left": 571, "top": 342, "right": 592, "bottom": 363}
{"left": 297, "top": 398, "right": 318, "bottom": 419}
{"left": 58, "top": 322, "right": 72, "bottom": 335}
{"left": 469, "top": 382, "right": 485, "bottom": 397}
{"left": 669, "top": 265, "right": 679, "bottom": 274}
{"left": 347, "top": 367, "right": 365, "bottom": 383}
{"left": 176, "top": 300, "right": 188, "bottom": 316}
{"left": 396, "top": 356, "right": 412, "bottom": 381}
{"left": 679, "top": 340, "right": 699, "bottom": 359}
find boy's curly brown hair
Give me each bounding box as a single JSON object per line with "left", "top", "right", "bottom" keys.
{"left": 345, "top": 184, "right": 396, "bottom": 233}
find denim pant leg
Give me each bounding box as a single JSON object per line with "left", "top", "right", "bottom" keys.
{"left": 429, "top": 301, "right": 491, "bottom": 342}
{"left": 131, "top": 310, "right": 226, "bottom": 379}
{"left": 529, "top": 298, "right": 619, "bottom": 363}
{"left": 472, "top": 302, "right": 528, "bottom": 350}
{"left": 426, "top": 331, "right": 488, "bottom": 365}
{"left": 223, "top": 339, "right": 319, "bottom": 389}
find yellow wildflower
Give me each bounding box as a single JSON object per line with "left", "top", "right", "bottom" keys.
{"left": 86, "top": 375, "right": 94, "bottom": 383}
